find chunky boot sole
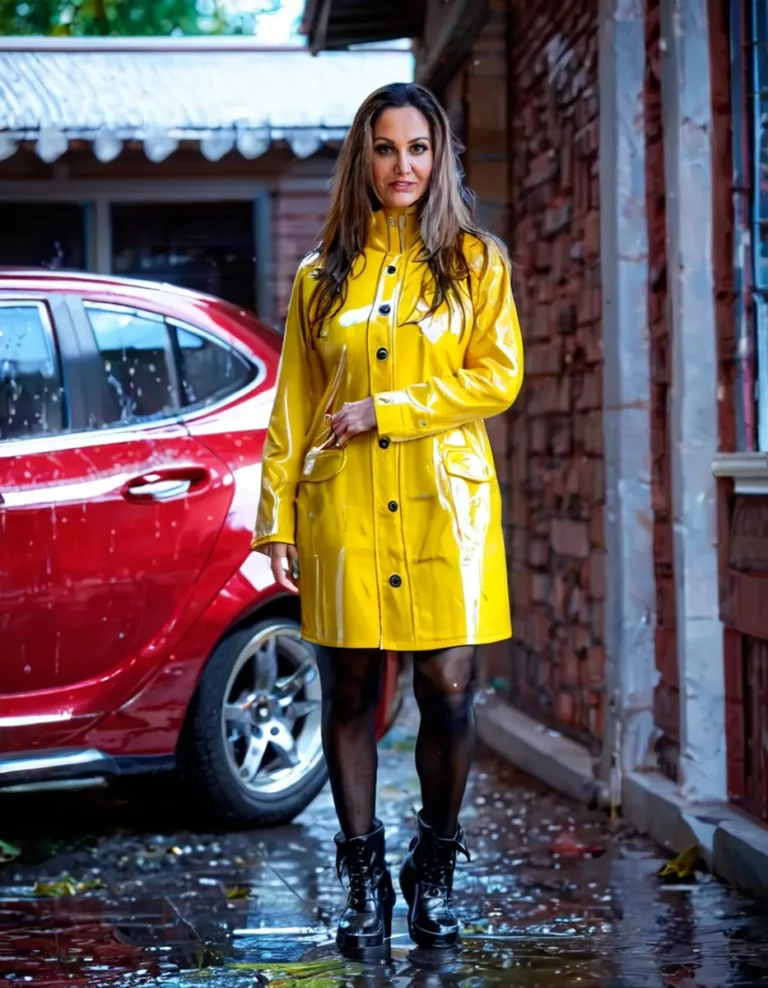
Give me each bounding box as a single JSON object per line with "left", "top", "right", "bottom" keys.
{"left": 400, "top": 856, "right": 460, "bottom": 951}
{"left": 336, "top": 877, "right": 395, "bottom": 961}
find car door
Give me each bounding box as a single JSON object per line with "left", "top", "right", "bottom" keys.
{"left": 0, "top": 295, "right": 236, "bottom": 745}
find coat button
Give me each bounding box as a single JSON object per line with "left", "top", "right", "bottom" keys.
{"left": 376, "top": 347, "right": 389, "bottom": 361}
{"left": 379, "top": 437, "right": 390, "bottom": 449}
{"left": 388, "top": 500, "right": 398, "bottom": 512}
{"left": 389, "top": 574, "right": 402, "bottom": 588}
{"left": 387, "top": 265, "right": 396, "bottom": 275}
{"left": 379, "top": 304, "right": 391, "bottom": 315}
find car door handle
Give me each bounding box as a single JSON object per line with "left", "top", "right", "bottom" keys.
{"left": 123, "top": 468, "right": 209, "bottom": 503}
{"left": 125, "top": 479, "right": 192, "bottom": 501}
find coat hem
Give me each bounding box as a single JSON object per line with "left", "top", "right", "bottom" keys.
{"left": 299, "top": 630, "right": 513, "bottom": 651}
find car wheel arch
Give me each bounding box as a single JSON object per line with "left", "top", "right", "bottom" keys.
{"left": 177, "top": 590, "right": 301, "bottom": 748}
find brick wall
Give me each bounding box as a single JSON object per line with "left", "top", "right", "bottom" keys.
{"left": 272, "top": 190, "right": 330, "bottom": 321}
{"left": 644, "top": 0, "right": 679, "bottom": 780}
{"left": 707, "top": 0, "right": 768, "bottom": 818}
{"left": 505, "top": 0, "right": 605, "bottom": 746}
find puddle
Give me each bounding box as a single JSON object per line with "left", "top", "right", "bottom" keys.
{"left": 1, "top": 708, "right": 768, "bottom": 987}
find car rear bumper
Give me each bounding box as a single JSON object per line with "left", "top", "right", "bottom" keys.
{"left": 0, "top": 748, "right": 175, "bottom": 792}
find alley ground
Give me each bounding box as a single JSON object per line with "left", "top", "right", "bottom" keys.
{"left": 1, "top": 696, "right": 767, "bottom": 987}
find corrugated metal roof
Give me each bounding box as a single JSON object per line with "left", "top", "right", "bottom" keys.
{"left": 0, "top": 45, "right": 414, "bottom": 163}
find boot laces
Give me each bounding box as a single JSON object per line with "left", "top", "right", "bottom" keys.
{"left": 421, "top": 843, "right": 455, "bottom": 898}
{"left": 344, "top": 843, "right": 375, "bottom": 905}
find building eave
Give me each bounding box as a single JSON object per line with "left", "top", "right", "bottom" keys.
{"left": 303, "top": 0, "right": 425, "bottom": 54}
{"left": 301, "top": 0, "right": 488, "bottom": 91}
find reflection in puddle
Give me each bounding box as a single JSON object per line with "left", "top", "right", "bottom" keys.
{"left": 1, "top": 735, "right": 768, "bottom": 987}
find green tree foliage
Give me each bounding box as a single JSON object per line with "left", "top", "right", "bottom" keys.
{"left": 0, "top": 0, "right": 280, "bottom": 36}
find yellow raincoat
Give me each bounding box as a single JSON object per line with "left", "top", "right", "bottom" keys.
{"left": 252, "top": 208, "right": 524, "bottom": 650}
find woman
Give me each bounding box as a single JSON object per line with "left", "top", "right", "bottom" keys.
{"left": 251, "top": 82, "right": 524, "bottom": 957}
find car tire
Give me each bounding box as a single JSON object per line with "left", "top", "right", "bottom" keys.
{"left": 183, "top": 616, "right": 328, "bottom": 828}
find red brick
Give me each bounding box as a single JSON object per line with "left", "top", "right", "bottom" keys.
{"left": 529, "top": 418, "right": 548, "bottom": 453}
{"left": 584, "top": 411, "right": 604, "bottom": 454}
{"left": 654, "top": 683, "right": 680, "bottom": 741}
{"left": 655, "top": 628, "right": 679, "bottom": 687}
{"left": 528, "top": 538, "right": 550, "bottom": 568}
{"left": 592, "top": 600, "right": 605, "bottom": 640}
{"left": 574, "top": 625, "right": 591, "bottom": 652}
{"left": 531, "top": 572, "right": 551, "bottom": 603}
{"left": 587, "top": 645, "right": 605, "bottom": 684}
{"left": 588, "top": 548, "right": 606, "bottom": 600}
{"left": 555, "top": 689, "right": 575, "bottom": 725}
{"left": 724, "top": 627, "right": 744, "bottom": 703}
{"left": 725, "top": 699, "right": 745, "bottom": 765}
{"left": 563, "top": 649, "right": 580, "bottom": 686}
{"left": 550, "top": 573, "right": 570, "bottom": 618}
{"left": 584, "top": 209, "right": 600, "bottom": 264}
{"left": 550, "top": 418, "right": 573, "bottom": 455}
{"left": 530, "top": 611, "right": 552, "bottom": 651}
{"left": 656, "top": 576, "right": 677, "bottom": 629}
{"left": 590, "top": 505, "right": 605, "bottom": 548}
{"left": 551, "top": 519, "right": 590, "bottom": 558}
{"left": 588, "top": 700, "right": 605, "bottom": 740}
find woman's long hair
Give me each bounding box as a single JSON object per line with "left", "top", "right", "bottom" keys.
{"left": 308, "top": 82, "right": 496, "bottom": 332}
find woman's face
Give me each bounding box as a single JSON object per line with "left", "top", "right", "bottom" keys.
{"left": 371, "top": 106, "right": 434, "bottom": 209}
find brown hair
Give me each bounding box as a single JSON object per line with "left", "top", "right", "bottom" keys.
{"left": 308, "top": 81, "right": 500, "bottom": 332}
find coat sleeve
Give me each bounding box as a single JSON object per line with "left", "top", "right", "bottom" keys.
{"left": 251, "top": 268, "right": 312, "bottom": 551}
{"left": 372, "top": 242, "right": 524, "bottom": 441}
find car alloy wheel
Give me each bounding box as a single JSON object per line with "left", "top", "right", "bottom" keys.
{"left": 220, "top": 621, "right": 324, "bottom": 798}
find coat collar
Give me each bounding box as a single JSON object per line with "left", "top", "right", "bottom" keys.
{"left": 367, "top": 206, "right": 421, "bottom": 255}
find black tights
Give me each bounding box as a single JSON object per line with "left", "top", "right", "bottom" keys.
{"left": 316, "top": 646, "right": 477, "bottom": 839}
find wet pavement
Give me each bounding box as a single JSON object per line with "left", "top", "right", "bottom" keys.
{"left": 1, "top": 701, "right": 768, "bottom": 987}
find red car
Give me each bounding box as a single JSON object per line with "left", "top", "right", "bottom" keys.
{"left": 0, "top": 271, "right": 401, "bottom": 826}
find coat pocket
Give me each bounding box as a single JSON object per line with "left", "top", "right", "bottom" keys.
{"left": 301, "top": 447, "right": 346, "bottom": 482}
{"left": 441, "top": 447, "right": 495, "bottom": 483}
{"left": 440, "top": 447, "right": 495, "bottom": 547}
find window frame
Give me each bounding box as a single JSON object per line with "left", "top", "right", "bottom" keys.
{"left": 66, "top": 295, "right": 266, "bottom": 433}
{"left": 0, "top": 182, "right": 275, "bottom": 328}
{"left": 0, "top": 294, "right": 82, "bottom": 444}
{"left": 167, "top": 317, "right": 261, "bottom": 416}
{"left": 80, "top": 300, "right": 183, "bottom": 429}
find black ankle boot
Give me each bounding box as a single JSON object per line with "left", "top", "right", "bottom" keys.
{"left": 399, "top": 812, "right": 471, "bottom": 950}
{"left": 334, "top": 819, "right": 395, "bottom": 959}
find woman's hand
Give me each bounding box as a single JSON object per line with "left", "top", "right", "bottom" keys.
{"left": 265, "top": 542, "right": 299, "bottom": 593}
{"left": 330, "top": 397, "right": 376, "bottom": 446}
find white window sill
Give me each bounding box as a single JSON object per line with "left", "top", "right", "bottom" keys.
{"left": 712, "top": 452, "right": 768, "bottom": 495}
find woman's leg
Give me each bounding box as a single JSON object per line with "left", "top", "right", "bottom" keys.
{"left": 412, "top": 645, "right": 478, "bottom": 837}
{"left": 402, "top": 645, "right": 477, "bottom": 949}
{"left": 316, "top": 646, "right": 385, "bottom": 837}
{"left": 316, "top": 647, "right": 393, "bottom": 958}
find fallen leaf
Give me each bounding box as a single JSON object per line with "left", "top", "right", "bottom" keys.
{"left": 225, "top": 884, "right": 251, "bottom": 900}
{"left": 658, "top": 845, "right": 700, "bottom": 882}
{"left": 34, "top": 878, "right": 78, "bottom": 897}
{"left": 33, "top": 875, "right": 106, "bottom": 897}
{"left": 0, "top": 839, "right": 20, "bottom": 864}
{"left": 77, "top": 878, "right": 107, "bottom": 892}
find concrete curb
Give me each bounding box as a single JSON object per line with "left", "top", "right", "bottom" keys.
{"left": 477, "top": 700, "right": 768, "bottom": 900}
{"left": 475, "top": 701, "right": 609, "bottom": 809}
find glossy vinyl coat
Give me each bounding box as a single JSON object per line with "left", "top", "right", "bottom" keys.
{"left": 252, "top": 209, "right": 524, "bottom": 650}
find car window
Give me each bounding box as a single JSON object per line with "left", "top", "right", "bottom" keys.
{"left": 173, "top": 324, "right": 255, "bottom": 409}
{"left": 0, "top": 303, "right": 65, "bottom": 441}
{"left": 85, "top": 304, "right": 176, "bottom": 426}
